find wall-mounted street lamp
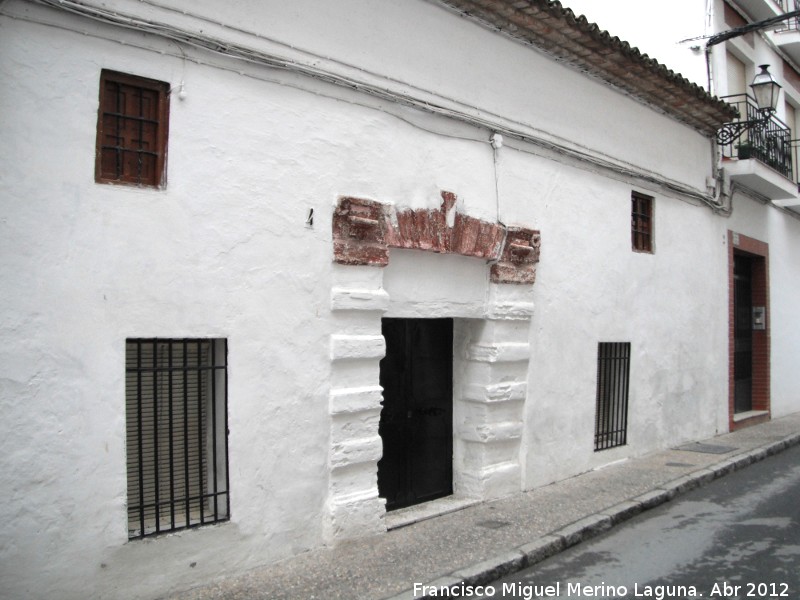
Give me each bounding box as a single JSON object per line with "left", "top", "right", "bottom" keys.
{"left": 716, "top": 65, "right": 782, "bottom": 145}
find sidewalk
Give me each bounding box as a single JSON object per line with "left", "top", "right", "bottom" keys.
{"left": 170, "top": 413, "right": 800, "bottom": 600}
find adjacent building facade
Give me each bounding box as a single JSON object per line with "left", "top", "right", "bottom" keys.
{"left": 708, "top": 0, "right": 800, "bottom": 430}
{"left": 0, "top": 1, "right": 797, "bottom": 598}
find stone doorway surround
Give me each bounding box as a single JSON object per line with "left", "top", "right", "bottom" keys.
{"left": 326, "top": 192, "right": 541, "bottom": 541}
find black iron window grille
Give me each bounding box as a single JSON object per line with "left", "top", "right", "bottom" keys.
{"left": 96, "top": 70, "right": 169, "bottom": 188}
{"left": 631, "top": 192, "right": 653, "bottom": 253}
{"left": 125, "top": 338, "right": 229, "bottom": 539}
{"left": 718, "top": 94, "right": 794, "bottom": 181}
{"left": 594, "top": 342, "right": 631, "bottom": 452}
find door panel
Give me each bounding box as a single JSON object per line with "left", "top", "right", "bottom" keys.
{"left": 734, "top": 255, "right": 753, "bottom": 413}
{"left": 378, "top": 318, "right": 453, "bottom": 511}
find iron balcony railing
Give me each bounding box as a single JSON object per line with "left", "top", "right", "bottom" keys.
{"left": 719, "top": 94, "right": 795, "bottom": 181}
{"left": 779, "top": 0, "right": 800, "bottom": 29}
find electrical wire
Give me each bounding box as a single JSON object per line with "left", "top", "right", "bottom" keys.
{"left": 492, "top": 137, "right": 504, "bottom": 226}
{"left": 706, "top": 10, "right": 800, "bottom": 48}
{"left": 6, "top": 0, "right": 733, "bottom": 213}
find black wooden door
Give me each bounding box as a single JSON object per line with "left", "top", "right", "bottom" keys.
{"left": 378, "top": 318, "right": 453, "bottom": 511}
{"left": 734, "top": 254, "right": 753, "bottom": 413}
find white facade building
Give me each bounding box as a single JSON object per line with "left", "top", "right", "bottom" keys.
{"left": 0, "top": 1, "right": 796, "bottom": 599}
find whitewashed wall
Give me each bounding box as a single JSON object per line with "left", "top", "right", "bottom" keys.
{"left": 0, "top": 1, "right": 732, "bottom": 598}
{"left": 495, "top": 147, "right": 730, "bottom": 486}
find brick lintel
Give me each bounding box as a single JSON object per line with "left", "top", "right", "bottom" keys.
{"left": 332, "top": 192, "right": 540, "bottom": 284}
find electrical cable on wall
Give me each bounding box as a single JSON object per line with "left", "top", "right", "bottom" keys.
{"left": 5, "top": 0, "right": 743, "bottom": 215}
{"left": 490, "top": 133, "right": 504, "bottom": 226}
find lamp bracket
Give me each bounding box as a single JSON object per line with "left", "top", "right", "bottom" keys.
{"left": 715, "top": 115, "right": 769, "bottom": 145}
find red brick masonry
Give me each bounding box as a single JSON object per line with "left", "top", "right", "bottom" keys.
{"left": 332, "top": 192, "right": 541, "bottom": 284}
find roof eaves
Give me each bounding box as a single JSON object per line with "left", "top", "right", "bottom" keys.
{"left": 435, "top": 0, "right": 737, "bottom": 136}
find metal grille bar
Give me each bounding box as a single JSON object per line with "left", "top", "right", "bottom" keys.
{"left": 594, "top": 342, "right": 631, "bottom": 452}
{"left": 718, "top": 94, "right": 794, "bottom": 181}
{"left": 125, "top": 338, "right": 229, "bottom": 539}
{"left": 779, "top": 0, "right": 800, "bottom": 29}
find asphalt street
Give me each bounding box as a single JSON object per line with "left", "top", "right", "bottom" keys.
{"left": 165, "top": 414, "right": 800, "bottom": 600}
{"left": 478, "top": 444, "right": 800, "bottom": 600}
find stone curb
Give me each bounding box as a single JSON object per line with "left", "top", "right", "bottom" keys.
{"left": 386, "top": 431, "right": 800, "bottom": 600}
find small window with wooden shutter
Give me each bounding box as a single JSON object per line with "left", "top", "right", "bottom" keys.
{"left": 631, "top": 192, "right": 654, "bottom": 253}
{"left": 125, "top": 339, "right": 229, "bottom": 539}
{"left": 96, "top": 70, "right": 169, "bottom": 188}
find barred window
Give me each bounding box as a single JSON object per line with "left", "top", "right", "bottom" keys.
{"left": 631, "top": 192, "right": 654, "bottom": 253}
{"left": 594, "top": 342, "right": 631, "bottom": 451}
{"left": 125, "top": 339, "right": 229, "bottom": 539}
{"left": 96, "top": 70, "right": 169, "bottom": 188}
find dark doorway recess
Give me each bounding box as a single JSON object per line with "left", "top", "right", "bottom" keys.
{"left": 378, "top": 318, "right": 453, "bottom": 511}
{"left": 734, "top": 254, "right": 753, "bottom": 413}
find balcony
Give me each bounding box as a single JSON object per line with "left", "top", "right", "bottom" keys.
{"left": 772, "top": 1, "right": 800, "bottom": 63}
{"left": 719, "top": 94, "right": 800, "bottom": 202}
{"left": 733, "top": 0, "right": 784, "bottom": 21}
{"left": 779, "top": 0, "right": 800, "bottom": 13}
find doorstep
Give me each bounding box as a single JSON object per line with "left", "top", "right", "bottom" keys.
{"left": 733, "top": 410, "right": 769, "bottom": 423}
{"left": 384, "top": 495, "right": 480, "bottom": 530}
